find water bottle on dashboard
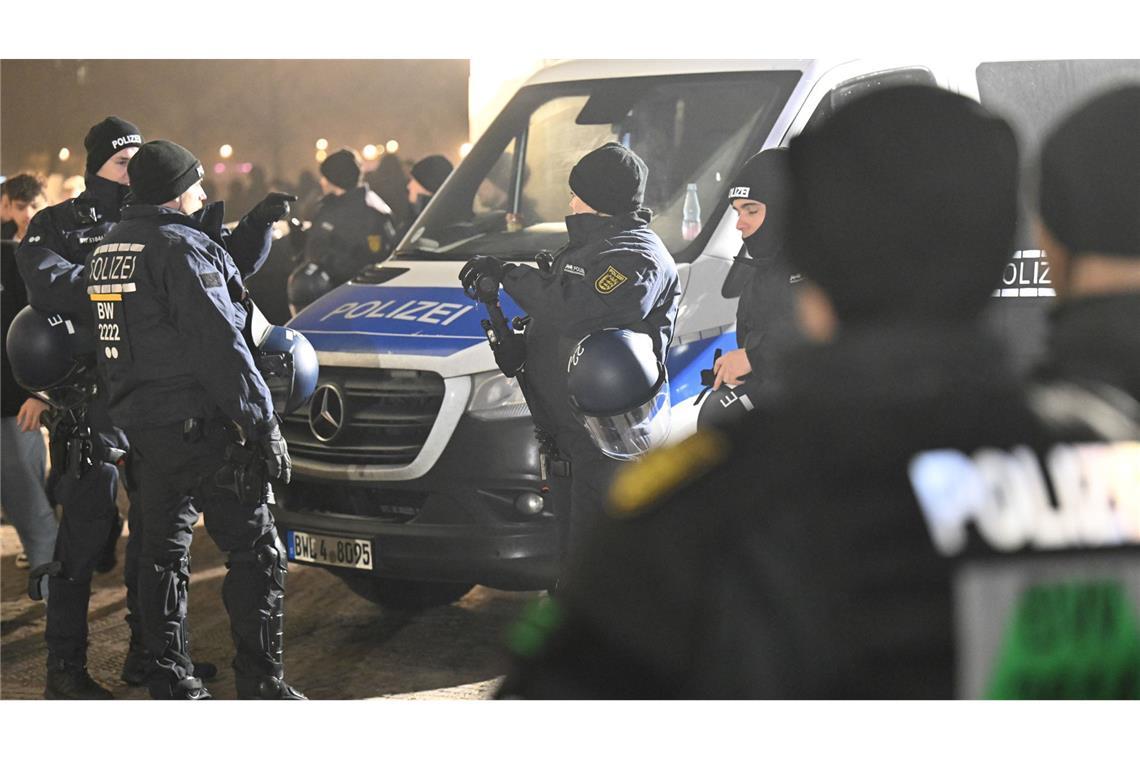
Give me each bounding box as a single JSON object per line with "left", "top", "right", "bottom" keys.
{"left": 682, "top": 183, "right": 701, "bottom": 241}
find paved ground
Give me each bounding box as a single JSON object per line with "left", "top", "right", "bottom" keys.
{"left": 1, "top": 508, "right": 539, "bottom": 700}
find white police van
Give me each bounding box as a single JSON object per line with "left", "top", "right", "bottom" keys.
{"left": 274, "top": 58, "right": 1140, "bottom": 609}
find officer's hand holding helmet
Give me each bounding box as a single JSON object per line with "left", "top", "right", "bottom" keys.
{"left": 255, "top": 324, "right": 319, "bottom": 417}
{"left": 566, "top": 328, "right": 671, "bottom": 460}
{"left": 5, "top": 306, "right": 98, "bottom": 410}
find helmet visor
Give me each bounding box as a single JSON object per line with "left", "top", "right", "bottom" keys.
{"left": 579, "top": 383, "right": 672, "bottom": 461}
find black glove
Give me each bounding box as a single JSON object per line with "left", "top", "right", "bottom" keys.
{"left": 247, "top": 192, "right": 298, "bottom": 228}
{"left": 459, "top": 256, "right": 505, "bottom": 298}
{"left": 254, "top": 420, "right": 292, "bottom": 484}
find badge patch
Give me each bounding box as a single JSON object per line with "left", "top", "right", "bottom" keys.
{"left": 595, "top": 266, "right": 629, "bottom": 295}
{"left": 368, "top": 235, "right": 382, "bottom": 254}
{"left": 199, "top": 272, "right": 224, "bottom": 289}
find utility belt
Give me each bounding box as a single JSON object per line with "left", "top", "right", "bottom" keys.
{"left": 45, "top": 405, "right": 125, "bottom": 482}
{"left": 181, "top": 415, "right": 270, "bottom": 508}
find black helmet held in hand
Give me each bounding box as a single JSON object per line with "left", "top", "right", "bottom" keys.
{"left": 256, "top": 325, "right": 319, "bottom": 416}
{"left": 566, "top": 328, "right": 671, "bottom": 460}
{"left": 5, "top": 306, "right": 98, "bottom": 409}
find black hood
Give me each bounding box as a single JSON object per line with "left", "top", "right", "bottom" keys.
{"left": 1040, "top": 293, "right": 1140, "bottom": 402}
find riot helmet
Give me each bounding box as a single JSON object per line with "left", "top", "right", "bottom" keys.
{"left": 287, "top": 261, "right": 333, "bottom": 316}
{"left": 5, "top": 306, "right": 97, "bottom": 409}
{"left": 696, "top": 382, "right": 758, "bottom": 431}
{"left": 256, "top": 325, "right": 319, "bottom": 416}
{"left": 566, "top": 328, "right": 671, "bottom": 460}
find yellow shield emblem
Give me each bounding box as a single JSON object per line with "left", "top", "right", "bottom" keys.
{"left": 595, "top": 266, "right": 628, "bottom": 295}
{"left": 367, "top": 235, "right": 382, "bottom": 254}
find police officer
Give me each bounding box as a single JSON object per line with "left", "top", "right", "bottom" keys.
{"left": 85, "top": 140, "right": 303, "bottom": 699}
{"left": 460, "top": 142, "right": 681, "bottom": 566}
{"left": 497, "top": 86, "right": 1140, "bottom": 698}
{"left": 304, "top": 147, "right": 398, "bottom": 286}
{"left": 712, "top": 148, "right": 802, "bottom": 395}
{"left": 18, "top": 117, "right": 293, "bottom": 698}
{"left": 406, "top": 153, "right": 453, "bottom": 221}
{"left": 1034, "top": 85, "right": 1140, "bottom": 404}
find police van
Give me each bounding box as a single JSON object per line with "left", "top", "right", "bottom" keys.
{"left": 274, "top": 58, "right": 1140, "bottom": 609}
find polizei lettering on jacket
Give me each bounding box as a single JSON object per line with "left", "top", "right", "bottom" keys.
{"left": 320, "top": 299, "right": 474, "bottom": 326}
{"left": 909, "top": 442, "right": 1140, "bottom": 556}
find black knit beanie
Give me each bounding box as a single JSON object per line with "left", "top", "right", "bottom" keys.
{"left": 410, "top": 155, "right": 454, "bottom": 194}
{"left": 728, "top": 148, "right": 791, "bottom": 263}
{"left": 569, "top": 142, "right": 647, "bottom": 215}
{"left": 127, "top": 140, "right": 204, "bottom": 205}
{"left": 1038, "top": 84, "right": 1140, "bottom": 258}
{"left": 320, "top": 149, "right": 362, "bottom": 191}
{"left": 84, "top": 116, "right": 143, "bottom": 175}
{"left": 787, "top": 85, "right": 1019, "bottom": 324}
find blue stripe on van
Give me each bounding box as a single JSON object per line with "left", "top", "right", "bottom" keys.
{"left": 665, "top": 332, "right": 739, "bottom": 404}
{"left": 287, "top": 285, "right": 526, "bottom": 357}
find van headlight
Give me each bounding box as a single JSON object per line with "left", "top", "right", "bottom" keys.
{"left": 466, "top": 371, "right": 531, "bottom": 420}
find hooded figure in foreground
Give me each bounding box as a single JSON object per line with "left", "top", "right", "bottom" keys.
{"left": 496, "top": 86, "right": 1140, "bottom": 699}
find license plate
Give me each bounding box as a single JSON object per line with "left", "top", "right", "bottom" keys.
{"left": 286, "top": 530, "right": 374, "bottom": 570}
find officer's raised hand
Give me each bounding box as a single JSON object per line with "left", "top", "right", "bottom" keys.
{"left": 459, "top": 256, "right": 505, "bottom": 298}
{"left": 248, "top": 192, "right": 298, "bottom": 228}
{"left": 255, "top": 419, "right": 292, "bottom": 484}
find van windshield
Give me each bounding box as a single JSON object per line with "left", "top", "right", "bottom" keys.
{"left": 396, "top": 70, "right": 802, "bottom": 262}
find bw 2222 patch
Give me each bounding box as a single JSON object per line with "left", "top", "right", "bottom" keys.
{"left": 595, "top": 265, "right": 628, "bottom": 294}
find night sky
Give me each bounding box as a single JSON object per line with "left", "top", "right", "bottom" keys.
{"left": 1, "top": 59, "right": 469, "bottom": 191}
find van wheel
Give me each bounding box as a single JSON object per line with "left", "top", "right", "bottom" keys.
{"left": 340, "top": 576, "right": 476, "bottom": 611}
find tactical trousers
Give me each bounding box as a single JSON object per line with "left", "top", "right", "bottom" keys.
{"left": 126, "top": 418, "right": 285, "bottom": 694}
{"left": 554, "top": 427, "right": 625, "bottom": 574}
{"left": 44, "top": 396, "right": 132, "bottom": 666}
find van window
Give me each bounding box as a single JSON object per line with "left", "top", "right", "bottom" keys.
{"left": 398, "top": 71, "right": 802, "bottom": 262}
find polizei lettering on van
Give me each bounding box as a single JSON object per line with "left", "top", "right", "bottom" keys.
{"left": 320, "top": 299, "right": 473, "bottom": 326}
{"left": 909, "top": 442, "right": 1140, "bottom": 556}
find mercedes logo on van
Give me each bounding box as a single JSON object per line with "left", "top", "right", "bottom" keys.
{"left": 309, "top": 384, "right": 345, "bottom": 443}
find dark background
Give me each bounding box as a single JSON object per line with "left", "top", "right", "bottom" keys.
{"left": 1, "top": 59, "right": 470, "bottom": 211}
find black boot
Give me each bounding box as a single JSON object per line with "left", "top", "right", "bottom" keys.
{"left": 149, "top": 676, "right": 212, "bottom": 700}
{"left": 121, "top": 641, "right": 219, "bottom": 685}
{"left": 235, "top": 673, "right": 306, "bottom": 700}
{"left": 45, "top": 658, "right": 113, "bottom": 700}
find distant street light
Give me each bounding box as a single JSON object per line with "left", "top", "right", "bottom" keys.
{"left": 459, "top": 142, "right": 472, "bottom": 159}
{"left": 220, "top": 144, "right": 234, "bottom": 159}
{"left": 385, "top": 140, "right": 399, "bottom": 154}
{"left": 59, "top": 147, "right": 71, "bottom": 161}
{"left": 362, "top": 144, "right": 379, "bottom": 161}
{"left": 316, "top": 149, "right": 328, "bottom": 162}
{"left": 315, "top": 138, "right": 329, "bottom": 151}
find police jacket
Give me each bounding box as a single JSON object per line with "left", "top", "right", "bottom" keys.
{"left": 1036, "top": 293, "right": 1140, "bottom": 405}
{"left": 1, "top": 223, "right": 33, "bottom": 416}
{"left": 17, "top": 174, "right": 129, "bottom": 317}
{"left": 500, "top": 210, "right": 680, "bottom": 435}
{"left": 498, "top": 323, "right": 1140, "bottom": 699}
{"left": 306, "top": 184, "right": 397, "bottom": 284}
{"left": 19, "top": 174, "right": 274, "bottom": 323}
{"left": 85, "top": 205, "right": 275, "bottom": 438}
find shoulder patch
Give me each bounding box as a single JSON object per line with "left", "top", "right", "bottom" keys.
{"left": 595, "top": 265, "right": 629, "bottom": 294}
{"left": 367, "top": 234, "right": 382, "bottom": 254}
{"left": 607, "top": 429, "right": 730, "bottom": 518}
{"left": 199, "top": 272, "right": 224, "bottom": 289}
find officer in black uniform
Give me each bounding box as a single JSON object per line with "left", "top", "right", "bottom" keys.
{"left": 711, "top": 148, "right": 803, "bottom": 396}
{"left": 84, "top": 140, "right": 303, "bottom": 700}
{"left": 460, "top": 142, "right": 681, "bottom": 566}
{"left": 18, "top": 118, "right": 294, "bottom": 698}
{"left": 497, "top": 86, "right": 1140, "bottom": 699}
{"left": 304, "top": 147, "right": 398, "bottom": 286}
{"left": 1034, "top": 85, "right": 1140, "bottom": 405}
